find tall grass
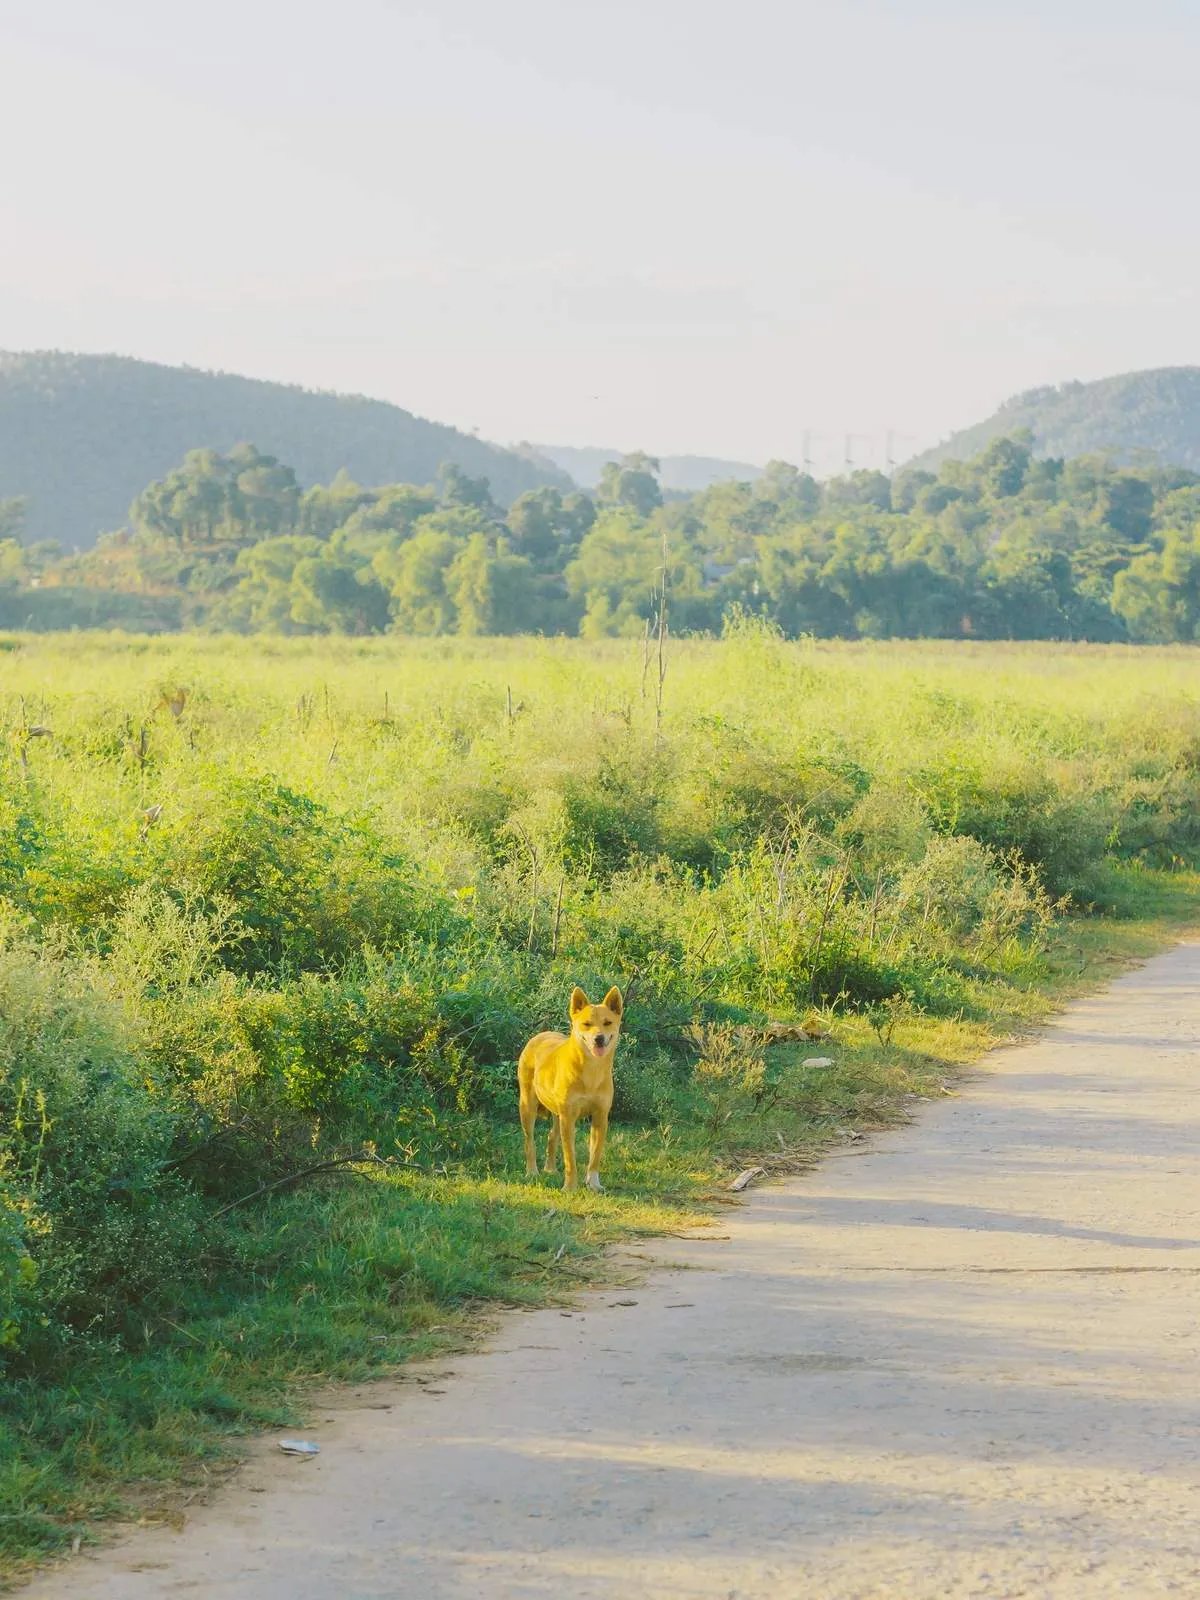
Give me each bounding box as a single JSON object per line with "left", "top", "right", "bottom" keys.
{"left": 2, "top": 627, "right": 1200, "bottom": 1571}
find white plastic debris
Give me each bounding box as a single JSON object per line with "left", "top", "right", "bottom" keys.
{"left": 802, "top": 1056, "right": 834, "bottom": 1067}
{"left": 278, "top": 1439, "right": 320, "bottom": 1457}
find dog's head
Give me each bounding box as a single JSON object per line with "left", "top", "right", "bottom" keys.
{"left": 568, "top": 985, "right": 623, "bottom": 1059}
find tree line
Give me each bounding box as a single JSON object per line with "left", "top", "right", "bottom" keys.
{"left": 5, "top": 434, "right": 1200, "bottom": 641}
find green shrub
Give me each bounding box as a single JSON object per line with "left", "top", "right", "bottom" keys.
{"left": 0, "top": 932, "right": 198, "bottom": 1361}
{"left": 893, "top": 834, "right": 1054, "bottom": 950}
{"left": 0, "top": 1188, "right": 37, "bottom": 1353}
{"left": 144, "top": 773, "right": 442, "bottom": 973}
{"left": 911, "top": 756, "right": 1110, "bottom": 894}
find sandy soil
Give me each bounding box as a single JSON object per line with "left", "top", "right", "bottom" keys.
{"left": 25, "top": 942, "right": 1200, "bottom": 1598}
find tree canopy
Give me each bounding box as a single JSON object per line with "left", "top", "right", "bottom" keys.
{"left": 10, "top": 436, "right": 1200, "bottom": 643}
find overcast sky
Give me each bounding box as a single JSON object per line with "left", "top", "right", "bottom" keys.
{"left": 2, "top": 0, "right": 1198, "bottom": 469}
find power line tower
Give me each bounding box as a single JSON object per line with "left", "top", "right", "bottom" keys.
{"left": 801, "top": 431, "right": 825, "bottom": 476}
{"left": 885, "top": 430, "right": 915, "bottom": 472}
{"left": 843, "top": 433, "right": 869, "bottom": 473}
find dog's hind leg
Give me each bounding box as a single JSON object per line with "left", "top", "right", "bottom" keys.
{"left": 518, "top": 1063, "right": 539, "bottom": 1176}
{"left": 544, "top": 1112, "right": 560, "bottom": 1174}
{"left": 585, "top": 1106, "right": 609, "bottom": 1192}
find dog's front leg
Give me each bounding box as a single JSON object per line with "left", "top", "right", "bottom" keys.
{"left": 585, "top": 1107, "right": 609, "bottom": 1192}
{"left": 559, "top": 1112, "right": 579, "bottom": 1190}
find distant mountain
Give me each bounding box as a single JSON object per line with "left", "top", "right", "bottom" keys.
{"left": 532, "top": 443, "right": 762, "bottom": 492}
{"left": 910, "top": 367, "right": 1200, "bottom": 473}
{"left": 0, "top": 352, "right": 572, "bottom": 549}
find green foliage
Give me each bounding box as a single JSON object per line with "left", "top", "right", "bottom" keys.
{"left": 690, "top": 1024, "right": 773, "bottom": 1132}
{"left": 0, "top": 927, "right": 199, "bottom": 1362}
{"left": 0, "top": 586, "right": 181, "bottom": 632}
{"left": 16, "top": 419, "right": 1200, "bottom": 640}
{"left": 288, "top": 553, "right": 391, "bottom": 636}
{"left": 506, "top": 486, "right": 594, "bottom": 570}
{"left": 0, "top": 536, "right": 27, "bottom": 591}
{"left": 142, "top": 773, "right": 433, "bottom": 974}
{"left": 0, "top": 498, "right": 28, "bottom": 544}
{"left": 597, "top": 452, "right": 664, "bottom": 517}
{"left": 131, "top": 444, "right": 300, "bottom": 553}
{"left": 0, "top": 1188, "right": 36, "bottom": 1352}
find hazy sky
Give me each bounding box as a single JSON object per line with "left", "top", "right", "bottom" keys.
{"left": 2, "top": 0, "right": 1199, "bottom": 468}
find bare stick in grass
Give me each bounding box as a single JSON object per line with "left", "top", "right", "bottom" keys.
{"left": 209, "top": 1152, "right": 387, "bottom": 1221}
{"left": 655, "top": 530, "right": 669, "bottom": 737}
{"left": 866, "top": 871, "right": 884, "bottom": 951}
{"left": 808, "top": 861, "right": 850, "bottom": 1000}
{"left": 550, "top": 874, "right": 565, "bottom": 959}
{"left": 509, "top": 819, "right": 541, "bottom": 953}
{"left": 689, "top": 970, "right": 722, "bottom": 1011}
{"left": 622, "top": 965, "right": 642, "bottom": 1015}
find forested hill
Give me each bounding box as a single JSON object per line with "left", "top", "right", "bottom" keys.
{"left": 912, "top": 367, "right": 1200, "bottom": 473}
{"left": 0, "top": 352, "right": 572, "bottom": 548}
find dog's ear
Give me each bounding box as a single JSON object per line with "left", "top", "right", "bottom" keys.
{"left": 569, "top": 986, "right": 589, "bottom": 1017}
{"left": 603, "top": 986, "right": 623, "bottom": 1017}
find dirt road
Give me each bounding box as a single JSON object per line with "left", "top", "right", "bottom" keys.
{"left": 28, "top": 944, "right": 1200, "bottom": 1598}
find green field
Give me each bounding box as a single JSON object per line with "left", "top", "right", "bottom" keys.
{"left": 3, "top": 628, "right": 1200, "bottom": 1576}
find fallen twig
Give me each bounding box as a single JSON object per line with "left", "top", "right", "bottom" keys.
{"left": 208, "top": 1152, "right": 386, "bottom": 1221}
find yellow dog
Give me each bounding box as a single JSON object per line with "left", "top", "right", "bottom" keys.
{"left": 518, "top": 986, "right": 623, "bottom": 1191}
